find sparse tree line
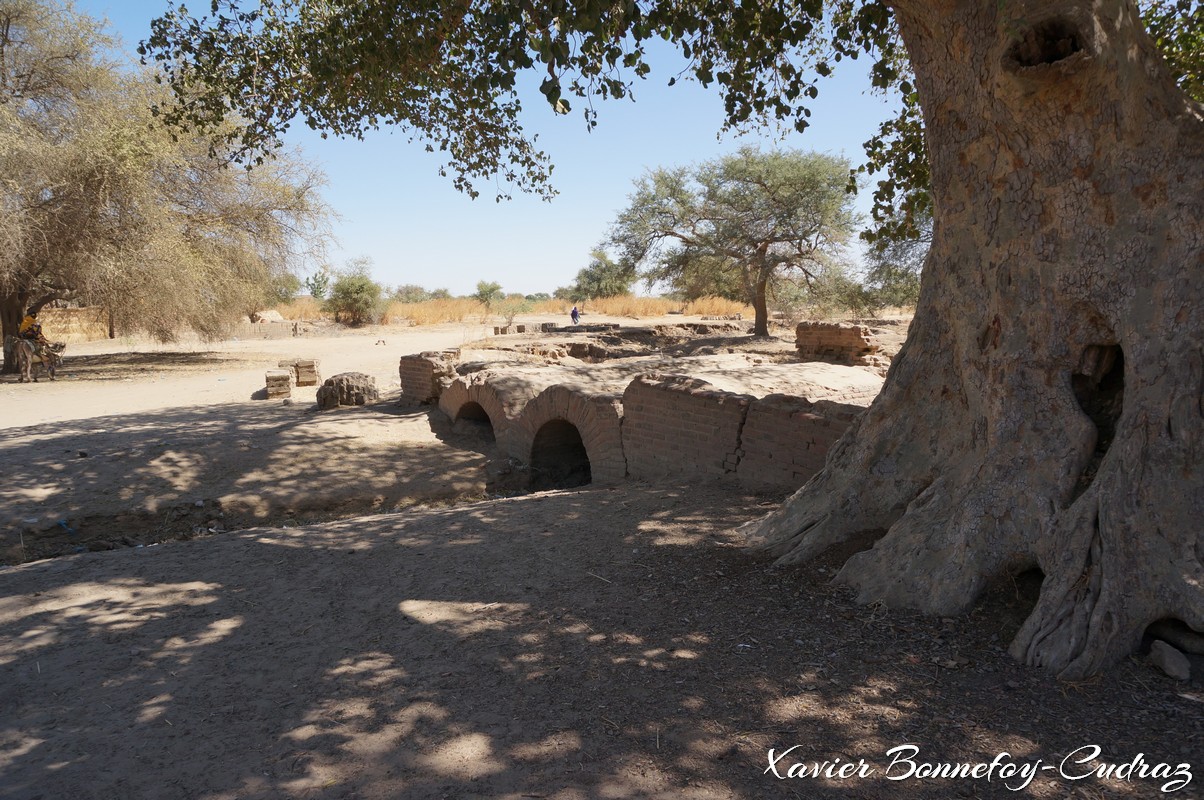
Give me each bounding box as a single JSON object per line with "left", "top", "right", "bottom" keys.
{"left": 0, "top": 0, "right": 926, "bottom": 370}
{"left": 278, "top": 148, "right": 923, "bottom": 327}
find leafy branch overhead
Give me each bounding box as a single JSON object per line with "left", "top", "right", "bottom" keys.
{"left": 140, "top": 0, "right": 857, "bottom": 202}
{"left": 141, "top": 1, "right": 1202, "bottom": 244}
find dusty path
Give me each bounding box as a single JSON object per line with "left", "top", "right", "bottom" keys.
{"left": 1, "top": 321, "right": 511, "bottom": 562}
{"left": 1, "top": 485, "right": 1199, "bottom": 800}
{"left": 0, "top": 321, "right": 496, "bottom": 427}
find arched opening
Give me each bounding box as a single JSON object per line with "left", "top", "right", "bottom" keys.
{"left": 981, "top": 566, "right": 1046, "bottom": 642}
{"left": 454, "top": 401, "right": 495, "bottom": 442}
{"left": 1071, "top": 344, "right": 1124, "bottom": 499}
{"left": 529, "top": 419, "right": 591, "bottom": 490}
{"left": 1004, "top": 16, "right": 1085, "bottom": 70}
{"left": 1141, "top": 618, "right": 1201, "bottom": 677}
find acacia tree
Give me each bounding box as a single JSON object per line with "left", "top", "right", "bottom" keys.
{"left": 609, "top": 148, "right": 858, "bottom": 336}
{"left": 862, "top": 208, "right": 930, "bottom": 308}
{"left": 324, "top": 260, "right": 383, "bottom": 325}
{"left": 554, "top": 249, "right": 635, "bottom": 306}
{"left": 471, "top": 281, "right": 504, "bottom": 314}
{"left": 143, "top": 0, "right": 1204, "bottom": 677}
{"left": 0, "top": 0, "right": 328, "bottom": 370}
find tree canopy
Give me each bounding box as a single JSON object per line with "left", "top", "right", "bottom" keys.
{"left": 0, "top": 0, "right": 329, "bottom": 366}
{"left": 608, "top": 147, "right": 858, "bottom": 335}
{"left": 554, "top": 249, "right": 634, "bottom": 304}
{"left": 471, "top": 280, "right": 504, "bottom": 311}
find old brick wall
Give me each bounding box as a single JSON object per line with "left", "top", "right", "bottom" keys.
{"left": 737, "top": 394, "right": 868, "bottom": 491}
{"left": 621, "top": 374, "right": 753, "bottom": 481}
{"left": 509, "top": 384, "right": 626, "bottom": 483}
{"left": 399, "top": 351, "right": 457, "bottom": 404}
{"left": 795, "top": 321, "right": 877, "bottom": 363}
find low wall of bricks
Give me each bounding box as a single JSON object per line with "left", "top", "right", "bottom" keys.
{"left": 796, "top": 321, "right": 878, "bottom": 364}
{"left": 399, "top": 351, "right": 458, "bottom": 404}
{"left": 424, "top": 359, "right": 873, "bottom": 492}
{"left": 621, "top": 374, "right": 753, "bottom": 481}
{"left": 736, "top": 394, "right": 867, "bottom": 490}
{"left": 437, "top": 371, "right": 546, "bottom": 435}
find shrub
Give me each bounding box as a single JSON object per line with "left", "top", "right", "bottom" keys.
{"left": 324, "top": 267, "right": 384, "bottom": 325}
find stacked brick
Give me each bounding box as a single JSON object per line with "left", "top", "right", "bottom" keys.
{"left": 621, "top": 374, "right": 752, "bottom": 481}
{"left": 737, "top": 394, "right": 868, "bottom": 490}
{"left": 796, "top": 322, "right": 880, "bottom": 365}
{"left": 278, "top": 358, "right": 320, "bottom": 386}
{"left": 399, "top": 351, "right": 458, "bottom": 404}
{"left": 264, "top": 369, "right": 292, "bottom": 399}
{"left": 509, "top": 384, "right": 627, "bottom": 483}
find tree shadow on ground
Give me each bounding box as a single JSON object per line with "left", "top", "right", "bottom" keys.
{"left": 0, "top": 401, "right": 488, "bottom": 562}
{"left": 6, "top": 351, "right": 262, "bottom": 383}
{"left": 0, "top": 484, "right": 1196, "bottom": 800}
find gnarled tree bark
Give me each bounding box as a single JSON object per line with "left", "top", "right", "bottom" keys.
{"left": 745, "top": 0, "right": 1204, "bottom": 678}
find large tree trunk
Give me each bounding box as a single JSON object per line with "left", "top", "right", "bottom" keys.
{"left": 1, "top": 292, "right": 28, "bottom": 374}
{"left": 745, "top": 0, "right": 1204, "bottom": 678}
{"left": 751, "top": 274, "right": 770, "bottom": 336}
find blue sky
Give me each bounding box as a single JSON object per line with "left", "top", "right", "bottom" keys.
{"left": 82, "top": 0, "right": 899, "bottom": 296}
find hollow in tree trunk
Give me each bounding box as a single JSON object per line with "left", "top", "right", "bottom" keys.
{"left": 744, "top": 0, "right": 1204, "bottom": 678}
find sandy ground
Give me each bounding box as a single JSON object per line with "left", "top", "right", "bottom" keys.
{"left": 0, "top": 318, "right": 1201, "bottom": 800}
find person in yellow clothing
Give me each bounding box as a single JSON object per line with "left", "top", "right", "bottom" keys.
{"left": 18, "top": 309, "right": 47, "bottom": 347}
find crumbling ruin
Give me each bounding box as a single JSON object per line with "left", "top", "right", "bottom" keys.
{"left": 317, "top": 372, "right": 379, "bottom": 409}
{"left": 401, "top": 323, "right": 894, "bottom": 492}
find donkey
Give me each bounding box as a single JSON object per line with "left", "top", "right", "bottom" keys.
{"left": 7, "top": 337, "right": 65, "bottom": 382}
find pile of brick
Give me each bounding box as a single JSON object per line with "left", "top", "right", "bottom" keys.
{"left": 399, "top": 351, "right": 458, "bottom": 404}
{"left": 278, "top": 358, "right": 320, "bottom": 386}
{"left": 795, "top": 322, "right": 877, "bottom": 363}
{"left": 264, "top": 369, "right": 292, "bottom": 399}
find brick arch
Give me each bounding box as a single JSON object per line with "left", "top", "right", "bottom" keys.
{"left": 438, "top": 376, "right": 509, "bottom": 430}
{"left": 512, "top": 384, "right": 626, "bottom": 484}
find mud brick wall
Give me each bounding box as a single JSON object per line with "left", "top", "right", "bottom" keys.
{"left": 399, "top": 351, "right": 457, "bottom": 403}
{"left": 795, "top": 322, "right": 877, "bottom": 364}
{"left": 39, "top": 307, "right": 107, "bottom": 343}
{"left": 621, "top": 374, "right": 753, "bottom": 480}
{"left": 737, "top": 394, "right": 868, "bottom": 491}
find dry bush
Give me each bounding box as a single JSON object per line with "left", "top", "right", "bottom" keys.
{"left": 682, "top": 296, "right": 755, "bottom": 317}
{"left": 528, "top": 299, "right": 564, "bottom": 314}
{"left": 583, "top": 295, "right": 674, "bottom": 317}
{"left": 275, "top": 297, "right": 328, "bottom": 321}
{"left": 382, "top": 298, "right": 479, "bottom": 325}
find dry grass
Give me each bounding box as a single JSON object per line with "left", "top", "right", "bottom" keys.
{"left": 274, "top": 297, "right": 328, "bottom": 321}
{"left": 381, "top": 298, "right": 480, "bottom": 325}
{"left": 574, "top": 294, "right": 753, "bottom": 318}
{"left": 682, "top": 296, "right": 754, "bottom": 317}
{"left": 270, "top": 293, "right": 762, "bottom": 326}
